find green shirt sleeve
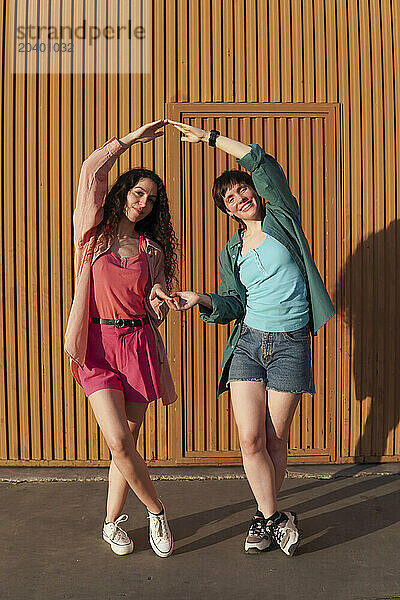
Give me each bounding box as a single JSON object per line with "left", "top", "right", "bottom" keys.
{"left": 198, "top": 251, "right": 244, "bottom": 324}
{"left": 237, "top": 144, "right": 300, "bottom": 220}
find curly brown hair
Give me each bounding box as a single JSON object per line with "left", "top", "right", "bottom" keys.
{"left": 96, "top": 168, "right": 179, "bottom": 292}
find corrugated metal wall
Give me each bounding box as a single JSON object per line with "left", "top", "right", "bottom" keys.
{"left": 1, "top": 0, "right": 399, "bottom": 465}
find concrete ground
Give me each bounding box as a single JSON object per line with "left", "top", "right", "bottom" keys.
{"left": 1, "top": 465, "right": 400, "bottom": 600}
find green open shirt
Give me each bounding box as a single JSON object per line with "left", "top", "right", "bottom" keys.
{"left": 198, "top": 144, "right": 335, "bottom": 397}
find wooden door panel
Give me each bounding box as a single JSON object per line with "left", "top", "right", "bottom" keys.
{"left": 166, "top": 103, "right": 340, "bottom": 465}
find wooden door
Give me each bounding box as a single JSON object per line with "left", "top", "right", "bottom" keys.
{"left": 166, "top": 102, "right": 340, "bottom": 465}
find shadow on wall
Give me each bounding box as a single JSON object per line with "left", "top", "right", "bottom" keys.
{"left": 334, "top": 219, "right": 400, "bottom": 462}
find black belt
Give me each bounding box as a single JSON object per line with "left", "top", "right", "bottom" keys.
{"left": 91, "top": 317, "right": 149, "bottom": 328}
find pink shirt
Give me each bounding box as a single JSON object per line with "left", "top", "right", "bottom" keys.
{"left": 64, "top": 137, "right": 177, "bottom": 405}
{"left": 90, "top": 239, "right": 148, "bottom": 319}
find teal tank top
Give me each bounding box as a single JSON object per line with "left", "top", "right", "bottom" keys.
{"left": 237, "top": 232, "right": 309, "bottom": 332}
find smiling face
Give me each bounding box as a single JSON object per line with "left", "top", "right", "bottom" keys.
{"left": 223, "top": 182, "right": 262, "bottom": 222}
{"left": 124, "top": 177, "right": 158, "bottom": 223}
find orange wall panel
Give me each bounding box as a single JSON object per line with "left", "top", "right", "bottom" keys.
{"left": 1, "top": 0, "right": 399, "bottom": 465}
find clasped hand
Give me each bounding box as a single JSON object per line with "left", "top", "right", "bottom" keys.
{"left": 149, "top": 286, "right": 200, "bottom": 317}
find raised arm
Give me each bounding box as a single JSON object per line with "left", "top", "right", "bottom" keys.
{"left": 73, "top": 119, "right": 167, "bottom": 249}
{"left": 168, "top": 119, "right": 300, "bottom": 219}
{"left": 167, "top": 120, "right": 250, "bottom": 159}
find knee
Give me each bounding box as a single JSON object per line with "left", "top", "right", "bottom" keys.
{"left": 266, "top": 435, "right": 287, "bottom": 456}
{"left": 240, "top": 433, "right": 265, "bottom": 457}
{"left": 108, "top": 433, "right": 133, "bottom": 457}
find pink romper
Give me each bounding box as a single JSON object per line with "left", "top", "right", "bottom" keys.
{"left": 77, "top": 237, "right": 162, "bottom": 403}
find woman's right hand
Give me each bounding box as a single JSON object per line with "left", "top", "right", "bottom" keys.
{"left": 167, "top": 120, "right": 208, "bottom": 143}
{"left": 168, "top": 119, "right": 251, "bottom": 159}
{"left": 119, "top": 120, "right": 167, "bottom": 147}
{"left": 170, "top": 291, "right": 201, "bottom": 311}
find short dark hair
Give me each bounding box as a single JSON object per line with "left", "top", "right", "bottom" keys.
{"left": 212, "top": 169, "right": 262, "bottom": 227}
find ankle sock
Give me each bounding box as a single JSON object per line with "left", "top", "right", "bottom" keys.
{"left": 148, "top": 505, "right": 164, "bottom": 516}
{"left": 264, "top": 510, "right": 281, "bottom": 523}
{"left": 147, "top": 498, "right": 164, "bottom": 516}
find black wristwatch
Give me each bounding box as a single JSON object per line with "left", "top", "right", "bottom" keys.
{"left": 208, "top": 129, "right": 220, "bottom": 147}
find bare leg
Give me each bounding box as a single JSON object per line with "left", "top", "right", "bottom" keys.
{"left": 266, "top": 391, "right": 302, "bottom": 494}
{"left": 106, "top": 402, "right": 148, "bottom": 523}
{"left": 89, "top": 389, "right": 161, "bottom": 515}
{"left": 230, "top": 381, "right": 277, "bottom": 518}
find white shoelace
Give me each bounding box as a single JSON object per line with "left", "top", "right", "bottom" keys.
{"left": 148, "top": 513, "right": 168, "bottom": 541}
{"left": 107, "top": 514, "right": 130, "bottom": 542}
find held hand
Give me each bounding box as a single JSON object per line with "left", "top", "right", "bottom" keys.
{"left": 149, "top": 284, "right": 176, "bottom": 318}
{"left": 170, "top": 291, "right": 201, "bottom": 311}
{"left": 121, "top": 120, "right": 167, "bottom": 146}
{"left": 167, "top": 120, "right": 208, "bottom": 143}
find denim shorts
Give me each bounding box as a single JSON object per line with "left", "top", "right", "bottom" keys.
{"left": 227, "top": 322, "right": 316, "bottom": 395}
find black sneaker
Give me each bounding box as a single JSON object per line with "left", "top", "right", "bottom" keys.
{"left": 244, "top": 516, "right": 272, "bottom": 553}
{"left": 266, "top": 511, "right": 300, "bottom": 556}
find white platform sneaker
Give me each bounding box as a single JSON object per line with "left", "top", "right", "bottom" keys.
{"left": 102, "top": 514, "right": 134, "bottom": 556}
{"left": 267, "top": 511, "right": 300, "bottom": 556}
{"left": 147, "top": 500, "right": 174, "bottom": 557}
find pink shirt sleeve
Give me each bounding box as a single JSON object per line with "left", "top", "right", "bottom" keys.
{"left": 73, "top": 137, "right": 126, "bottom": 249}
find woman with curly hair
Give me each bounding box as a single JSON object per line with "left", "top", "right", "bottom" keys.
{"left": 65, "top": 120, "right": 178, "bottom": 557}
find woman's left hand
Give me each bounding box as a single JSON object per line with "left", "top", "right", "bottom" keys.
{"left": 149, "top": 284, "right": 177, "bottom": 318}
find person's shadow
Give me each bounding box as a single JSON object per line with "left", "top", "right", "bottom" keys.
{"left": 127, "top": 498, "right": 254, "bottom": 554}
{"left": 334, "top": 220, "right": 400, "bottom": 465}
{"left": 124, "top": 476, "right": 399, "bottom": 555}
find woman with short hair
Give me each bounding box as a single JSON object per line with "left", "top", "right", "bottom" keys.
{"left": 169, "top": 119, "right": 334, "bottom": 557}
